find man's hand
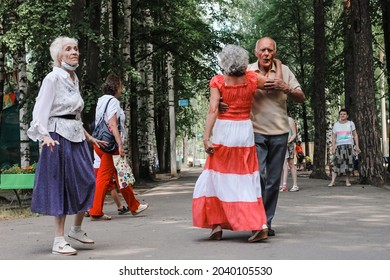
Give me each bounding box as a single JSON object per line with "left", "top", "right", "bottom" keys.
{"left": 264, "top": 78, "right": 288, "bottom": 92}
{"left": 218, "top": 97, "right": 229, "bottom": 113}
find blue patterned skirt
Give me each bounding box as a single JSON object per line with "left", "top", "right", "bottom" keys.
{"left": 31, "top": 132, "right": 95, "bottom": 216}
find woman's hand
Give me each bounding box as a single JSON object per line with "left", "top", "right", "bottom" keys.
{"left": 41, "top": 135, "right": 60, "bottom": 152}
{"left": 354, "top": 145, "right": 361, "bottom": 154}
{"left": 203, "top": 139, "right": 214, "bottom": 155}
{"left": 86, "top": 134, "right": 108, "bottom": 148}
{"left": 118, "top": 144, "right": 125, "bottom": 157}
{"left": 94, "top": 138, "right": 108, "bottom": 149}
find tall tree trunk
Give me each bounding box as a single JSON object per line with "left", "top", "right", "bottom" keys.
{"left": 71, "top": 0, "right": 86, "bottom": 80}
{"left": 70, "top": 0, "right": 93, "bottom": 132}
{"left": 380, "top": 0, "right": 390, "bottom": 172}
{"left": 123, "top": 0, "right": 132, "bottom": 159}
{"left": 301, "top": 103, "right": 309, "bottom": 153}
{"left": 0, "top": 52, "right": 5, "bottom": 125}
{"left": 137, "top": 8, "right": 156, "bottom": 180}
{"left": 351, "top": 0, "right": 384, "bottom": 185}
{"left": 14, "top": 50, "right": 29, "bottom": 168}
{"left": 84, "top": 0, "right": 101, "bottom": 132}
{"left": 310, "top": 0, "right": 328, "bottom": 179}
{"left": 155, "top": 98, "right": 167, "bottom": 173}
{"left": 130, "top": 0, "right": 140, "bottom": 179}
{"left": 326, "top": 100, "right": 333, "bottom": 176}
{"left": 111, "top": 0, "right": 120, "bottom": 65}
{"left": 154, "top": 58, "right": 167, "bottom": 173}
{"left": 167, "top": 52, "right": 177, "bottom": 177}
{"left": 295, "top": 6, "right": 310, "bottom": 156}
{"left": 1, "top": 8, "right": 9, "bottom": 132}
{"left": 343, "top": 0, "right": 355, "bottom": 116}
{"left": 379, "top": 49, "right": 388, "bottom": 158}
{"left": 183, "top": 136, "right": 188, "bottom": 168}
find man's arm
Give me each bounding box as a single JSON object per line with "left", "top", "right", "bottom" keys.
{"left": 283, "top": 87, "right": 305, "bottom": 103}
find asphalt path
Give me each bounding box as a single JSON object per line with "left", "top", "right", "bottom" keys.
{"left": 1, "top": 167, "right": 390, "bottom": 260}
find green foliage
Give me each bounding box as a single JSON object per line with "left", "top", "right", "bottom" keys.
{"left": 0, "top": 0, "right": 74, "bottom": 124}
{"left": 238, "top": 0, "right": 314, "bottom": 139}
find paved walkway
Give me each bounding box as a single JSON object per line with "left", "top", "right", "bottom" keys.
{"left": 0, "top": 167, "right": 390, "bottom": 260}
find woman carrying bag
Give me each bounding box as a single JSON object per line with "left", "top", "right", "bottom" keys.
{"left": 89, "top": 73, "right": 148, "bottom": 220}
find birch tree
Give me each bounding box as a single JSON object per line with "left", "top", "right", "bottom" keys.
{"left": 137, "top": 8, "right": 156, "bottom": 179}
{"left": 122, "top": 0, "right": 133, "bottom": 156}
{"left": 167, "top": 51, "right": 177, "bottom": 176}
{"left": 381, "top": 0, "right": 390, "bottom": 172}
{"left": 14, "top": 50, "right": 29, "bottom": 168}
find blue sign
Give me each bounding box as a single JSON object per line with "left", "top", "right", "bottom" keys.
{"left": 178, "top": 99, "right": 190, "bottom": 106}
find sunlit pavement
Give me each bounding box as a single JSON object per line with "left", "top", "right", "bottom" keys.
{"left": 1, "top": 166, "right": 390, "bottom": 260}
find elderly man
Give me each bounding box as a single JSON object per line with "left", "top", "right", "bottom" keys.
{"left": 249, "top": 37, "right": 305, "bottom": 236}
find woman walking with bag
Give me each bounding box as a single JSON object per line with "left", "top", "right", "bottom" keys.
{"left": 89, "top": 73, "right": 148, "bottom": 220}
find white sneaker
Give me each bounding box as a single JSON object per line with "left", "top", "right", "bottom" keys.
{"left": 289, "top": 185, "right": 300, "bottom": 192}
{"left": 68, "top": 230, "right": 95, "bottom": 244}
{"left": 132, "top": 203, "right": 149, "bottom": 216}
{"left": 52, "top": 241, "right": 77, "bottom": 255}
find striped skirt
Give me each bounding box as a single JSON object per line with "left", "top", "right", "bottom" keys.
{"left": 192, "top": 119, "right": 268, "bottom": 231}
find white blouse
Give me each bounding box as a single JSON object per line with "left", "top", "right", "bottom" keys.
{"left": 95, "top": 95, "right": 125, "bottom": 141}
{"left": 27, "top": 67, "right": 86, "bottom": 143}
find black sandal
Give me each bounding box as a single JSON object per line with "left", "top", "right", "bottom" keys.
{"left": 118, "top": 206, "right": 130, "bottom": 215}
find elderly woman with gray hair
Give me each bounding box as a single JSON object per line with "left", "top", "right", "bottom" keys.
{"left": 27, "top": 36, "right": 106, "bottom": 255}
{"left": 192, "top": 44, "right": 282, "bottom": 242}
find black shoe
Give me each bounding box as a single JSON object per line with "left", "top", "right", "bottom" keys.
{"left": 118, "top": 206, "right": 130, "bottom": 215}
{"left": 268, "top": 228, "right": 275, "bottom": 236}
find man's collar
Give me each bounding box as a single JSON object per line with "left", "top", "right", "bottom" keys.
{"left": 256, "top": 60, "right": 276, "bottom": 73}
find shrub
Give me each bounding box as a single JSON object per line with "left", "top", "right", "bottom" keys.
{"left": 0, "top": 163, "right": 37, "bottom": 174}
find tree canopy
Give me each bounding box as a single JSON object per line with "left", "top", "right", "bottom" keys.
{"left": 0, "top": 0, "right": 389, "bottom": 186}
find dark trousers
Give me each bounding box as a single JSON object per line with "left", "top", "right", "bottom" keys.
{"left": 254, "top": 132, "right": 289, "bottom": 228}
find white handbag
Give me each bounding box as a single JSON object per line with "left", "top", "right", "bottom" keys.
{"left": 113, "top": 155, "right": 135, "bottom": 189}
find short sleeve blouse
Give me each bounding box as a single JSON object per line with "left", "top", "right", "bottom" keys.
{"left": 209, "top": 71, "right": 258, "bottom": 120}
{"left": 209, "top": 71, "right": 258, "bottom": 92}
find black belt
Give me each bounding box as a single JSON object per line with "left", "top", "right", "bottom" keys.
{"left": 54, "top": 114, "right": 76, "bottom": 120}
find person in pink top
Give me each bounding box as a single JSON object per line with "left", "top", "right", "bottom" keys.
{"left": 328, "top": 108, "right": 360, "bottom": 187}
{"left": 192, "top": 44, "right": 282, "bottom": 243}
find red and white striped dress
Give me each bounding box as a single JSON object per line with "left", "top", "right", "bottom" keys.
{"left": 192, "top": 71, "right": 268, "bottom": 231}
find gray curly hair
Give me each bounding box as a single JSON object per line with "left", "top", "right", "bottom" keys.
{"left": 218, "top": 44, "right": 249, "bottom": 77}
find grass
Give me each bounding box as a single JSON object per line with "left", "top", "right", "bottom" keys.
{"left": 0, "top": 207, "right": 35, "bottom": 220}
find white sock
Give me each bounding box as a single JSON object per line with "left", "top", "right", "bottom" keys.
{"left": 71, "top": 225, "right": 81, "bottom": 233}
{"left": 54, "top": 236, "right": 65, "bottom": 244}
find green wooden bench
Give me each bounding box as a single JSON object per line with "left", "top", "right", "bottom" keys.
{"left": 0, "top": 174, "right": 34, "bottom": 206}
